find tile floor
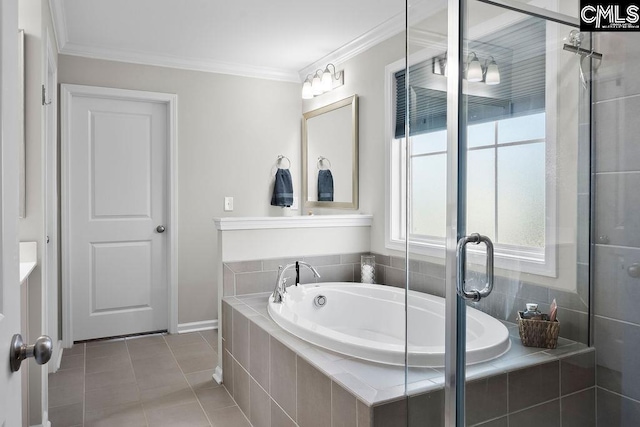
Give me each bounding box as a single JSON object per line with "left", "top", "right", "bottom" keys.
{"left": 48, "top": 330, "right": 251, "bottom": 427}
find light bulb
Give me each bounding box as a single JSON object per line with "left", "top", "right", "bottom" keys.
{"left": 311, "top": 75, "right": 323, "bottom": 95}
{"left": 484, "top": 60, "right": 500, "bottom": 85}
{"left": 321, "top": 69, "right": 333, "bottom": 92}
{"left": 466, "top": 54, "right": 483, "bottom": 82}
{"left": 302, "top": 80, "right": 313, "bottom": 99}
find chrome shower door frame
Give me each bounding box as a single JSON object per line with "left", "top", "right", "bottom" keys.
{"left": 440, "top": 1, "right": 582, "bottom": 425}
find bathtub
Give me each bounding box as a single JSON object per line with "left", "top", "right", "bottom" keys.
{"left": 267, "top": 282, "right": 510, "bottom": 367}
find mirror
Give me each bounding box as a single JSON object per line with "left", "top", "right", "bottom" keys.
{"left": 302, "top": 95, "right": 359, "bottom": 209}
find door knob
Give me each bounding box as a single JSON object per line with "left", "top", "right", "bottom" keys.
{"left": 10, "top": 334, "right": 52, "bottom": 372}
{"left": 156, "top": 225, "right": 166, "bottom": 233}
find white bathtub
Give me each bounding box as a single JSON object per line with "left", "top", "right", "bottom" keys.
{"left": 267, "top": 282, "right": 510, "bottom": 367}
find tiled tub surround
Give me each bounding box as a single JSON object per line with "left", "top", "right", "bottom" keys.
{"left": 223, "top": 252, "right": 589, "bottom": 343}
{"left": 221, "top": 294, "right": 595, "bottom": 427}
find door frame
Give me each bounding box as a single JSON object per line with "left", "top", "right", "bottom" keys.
{"left": 60, "top": 84, "right": 178, "bottom": 347}
{"left": 0, "top": 0, "right": 24, "bottom": 425}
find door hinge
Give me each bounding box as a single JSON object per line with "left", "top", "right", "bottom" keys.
{"left": 42, "top": 85, "right": 52, "bottom": 106}
{"left": 46, "top": 235, "right": 50, "bottom": 244}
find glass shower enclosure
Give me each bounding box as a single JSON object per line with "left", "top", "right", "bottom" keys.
{"left": 402, "top": 0, "right": 592, "bottom": 424}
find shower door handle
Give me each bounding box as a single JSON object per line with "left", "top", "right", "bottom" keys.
{"left": 456, "top": 233, "right": 494, "bottom": 302}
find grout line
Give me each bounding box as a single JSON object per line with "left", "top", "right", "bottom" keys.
{"left": 594, "top": 313, "right": 640, "bottom": 328}
{"left": 330, "top": 380, "right": 333, "bottom": 427}
{"left": 596, "top": 386, "right": 640, "bottom": 404}
{"left": 508, "top": 396, "right": 561, "bottom": 417}
{"left": 124, "top": 336, "right": 150, "bottom": 427}
{"left": 189, "top": 331, "right": 232, "bottom": 426}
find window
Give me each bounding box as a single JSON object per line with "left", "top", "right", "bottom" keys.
{"left": 386, "top": 18, "right": 557, "bottom": 276}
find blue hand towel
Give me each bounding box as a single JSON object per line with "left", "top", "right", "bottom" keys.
{"left": 271, "top": 168, "right": 294, "bottom": 207}
{"left": 318, "top": 169, "right": 334, "bottom": 201}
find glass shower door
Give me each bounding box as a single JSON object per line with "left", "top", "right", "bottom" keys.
{"left": 405, "top": 0, "right": 591, "bottom": 425}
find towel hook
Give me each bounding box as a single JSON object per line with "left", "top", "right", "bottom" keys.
{"left": 277, "top": 155, "right": 291, "bottom": 169}
{"left": 317, "top": 156, "right": 332, "bottom": 170}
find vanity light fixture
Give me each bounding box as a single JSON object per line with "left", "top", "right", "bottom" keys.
{"left": 432, "top": 52, "right": 500, "bottom": 85}
{"left": 302, "top": 78, "right": 313, "bottom": 99}
{"left": 311, "top": 71, "right": 324, "bottom": 95}
{"left": 466, "top": 52, "right": 483, "bottom": 82}
{"left": 483, "top": 56, "right": 500, "bottom": 85}
{"left": 432, "top": 53, "right": 447, "bottom": 76}
{"left": 301, "top": 63, "right": 344, "bottom": 99}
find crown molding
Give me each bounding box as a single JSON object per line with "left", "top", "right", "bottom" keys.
{"left": 298, "top": 12, "right": 405, "bottom": 80}
{"left": 59, "top": 42, "right": 301, "bottom": 82}
{"left": 214, "top": 214, "right": 373, "bottom": 231}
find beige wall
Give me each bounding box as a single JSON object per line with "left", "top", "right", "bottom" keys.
{"left": 301, "top": 33, "right": 406, "bottom": 257}
{"left": 58, "top": 56, "right": 302, "bottom": 325}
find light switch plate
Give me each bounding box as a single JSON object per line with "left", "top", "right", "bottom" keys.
{"left": 224, "top": 197, "right": 233, "bottom": 212}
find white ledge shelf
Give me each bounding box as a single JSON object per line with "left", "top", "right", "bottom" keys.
{"left": 214, "top": 214, "right": 373, "bottom": 231}
{"left": 19, "top": 241, "right": 37, "bottom": 284}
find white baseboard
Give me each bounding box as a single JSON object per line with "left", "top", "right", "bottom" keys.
{"left": 54, "top": 341, "right": 64, "bottom": 372}
{"left": 177, "top": 319, "right": 218, "bottom": 334}
{"left": 213, "top": 365, "right": 223, "bottom": 384}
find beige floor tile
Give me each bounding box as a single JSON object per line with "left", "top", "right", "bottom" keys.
{"left": 136, "top": 368, "right": 189, "bottom": 391}
{"left": 86, "top": 341, "right": 129, "bottom": 359}
{"left": 59, "top": 354, "right": 85, "bottom": 371}
{"left": 129, "top": 341, "right": 173, "bottom": 361}
{"left": 140, "top": 382, "right": 198, "bottom": 411}
{"left": 195, "top": 386, "right": 236, "bottom": 417}
{"left": 126, "top": 334, "right": 167, "bottom": 348}
{"left": 51, "top": 331, "right": 240, "bottom": 426}
{"left": 85, "top": 337, "right": 126, "bottom": 347}
{"left": 85, "top": 365, "right": 137, "bottom": 391}
{"left": 49, "top": 383, "right": 84, "bottom": 408}
{"left": 185, "top": 369, "right": 218, "bottom": 391}
{"left": 171, "top": 341, "right": 214, "bottom": 357}
{"left": 64, "top": 343, "right": 86, "bottom": 356}
{"left": 85, "top": 382, "right": 141, "bottom": 412}
{"left": 176, "top": 351, "right": 217, "bottom": 374}
{"left": 145, "top": 401, "right": 210, "bottom": 427}
{"left": 164, "top": 332, "right": 206, "bottom": 348}
{"left": 85, "top": 354, "right": 132, "bottom": 374}
{"left": 49, "top": 367, "right": 84, "bottom": 389}
{"left": 209, "top": 405, "right": 252, "bottom": 427}
{"left": 48, "top": 402, "right": 84, "bottom": 427}
{"left": 200, "top": 330, "right": 219, "bottom": 349}
{"left": 85, "top": 402, "right": 147, "bottom": 427}
{"left": 132, "top": 352, "right": 178, "bottom": 372}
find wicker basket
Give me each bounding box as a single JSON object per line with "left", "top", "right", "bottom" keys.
{"left": 517, "top": 311, "right": 560, "bottom": 349}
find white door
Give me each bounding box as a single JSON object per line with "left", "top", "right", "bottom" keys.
{"left": 0, "top": 0, "right": 25, "bottom": 425}
{"left": 63, "top": 85, "right": 172, "bottom": 341}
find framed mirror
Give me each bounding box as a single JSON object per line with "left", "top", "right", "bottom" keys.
{"left": 302, "top": 95, "right": 358, "bottom": 209}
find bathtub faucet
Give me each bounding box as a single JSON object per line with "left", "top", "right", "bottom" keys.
{"left": 272, "top": 261, "right": 321, "bottom": 303}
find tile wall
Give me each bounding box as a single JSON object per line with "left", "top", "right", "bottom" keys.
{"left": 222, "top": 296, "right": 596, "bottom": 426}
{"left": 222, "top": 254, "right": 365, "bottom": 297}
{"left": 223, "top": 252, "right": 589, "bottom": 343}
{"left": 592, "top": 32, "right": 640, "bottom": 424}
{"left": 221, "top": 298, "right": 373, "bottom": 427}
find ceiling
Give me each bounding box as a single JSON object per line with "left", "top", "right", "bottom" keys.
{"left": 50, "top": 0, "right": 405, "bottom": 82}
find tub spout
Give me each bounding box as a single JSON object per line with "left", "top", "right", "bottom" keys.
{"left": 272, "top": 261, "right": 321, "bottom": 303}
{"left": 295, "top": 261, "right": 321, "bottom": 284}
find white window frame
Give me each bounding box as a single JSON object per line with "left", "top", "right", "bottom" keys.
{"left": 384, "top": 19, "right": 559, "bottom": 277}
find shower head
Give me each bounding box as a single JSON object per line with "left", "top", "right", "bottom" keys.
{"left": 562, "top": 30, "right": 603, "bottom": 60}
